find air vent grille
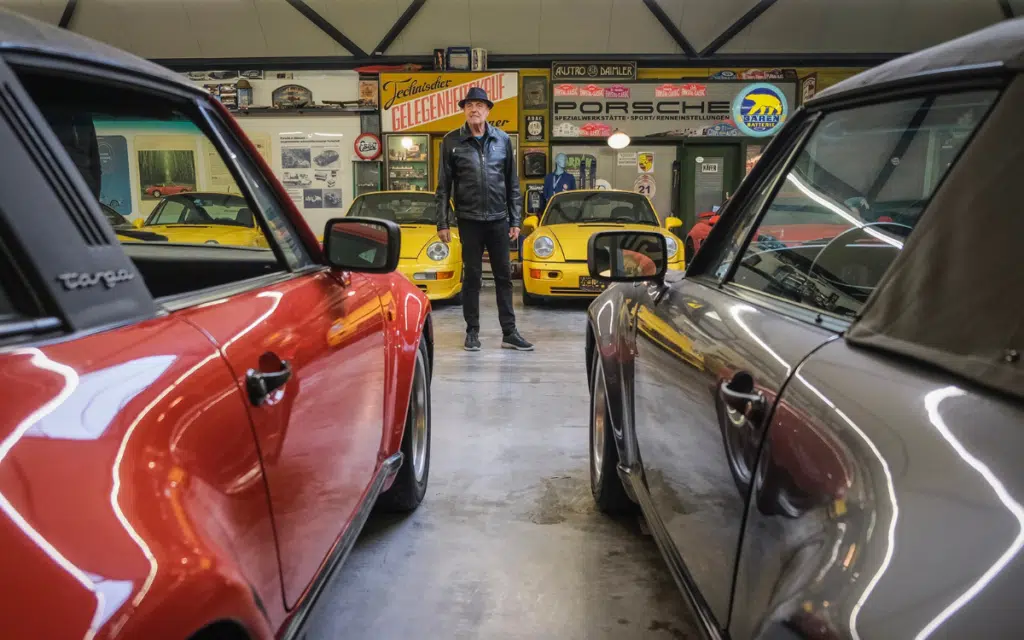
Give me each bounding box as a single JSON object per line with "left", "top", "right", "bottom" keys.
{"left": 0, "top": 83, "right": 109, "bottom": 246}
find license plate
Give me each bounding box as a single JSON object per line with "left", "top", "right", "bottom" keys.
{"left": 578, "top": 276, "right": 606, "bottom": 292}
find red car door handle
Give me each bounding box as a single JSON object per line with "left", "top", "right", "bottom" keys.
{"left": 246, "top": 360, "right": 292, "bottom": 406}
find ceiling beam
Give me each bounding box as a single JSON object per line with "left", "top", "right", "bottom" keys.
{"left": 58, "top": 0, "right": 77, "bottom": 29}
{"left": 152, "top": 52, "right": 899, "bottom": 72}
{"left": 641, "top": 0, "right": 697, "bottom": 58}
{"left": 374, "top": 0, "right": 427, "bottom": 56}
{"left": 284, "top": 0, "right": 368, "bottom": 58}
{"left": 999, "top": 0, "right": 1014, "bottom": 18}
{"left": 700, "top": 0, "right": 780, "bottom": 57}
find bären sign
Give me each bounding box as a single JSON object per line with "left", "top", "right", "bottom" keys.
{"left": 552, "top": 61, "right": 637, "bottom": 81}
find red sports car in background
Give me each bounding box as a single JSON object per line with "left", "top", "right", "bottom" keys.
{"left": 0, "top": 12, "right": 434, "bottom": 640}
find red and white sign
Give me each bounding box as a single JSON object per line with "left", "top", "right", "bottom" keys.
{"left": 655, "top": 84, "right": 682, "bottom": 98}
{"left": 579, "top": 122, "right": 613, "bottom": 137}
{"left": 680, "top": 83, "right": 708, "bottom": 97}
{"left": 580, "top": 84, "right": 604, "bottom": 97}
{"left": 554, "top": 83, "right": 579, "bottom": 96}
{"left": 604, "top": 84, "right": 631, "bottom": 98}
{"left": 353, "top": 133, "right": 382, "bottom": 160}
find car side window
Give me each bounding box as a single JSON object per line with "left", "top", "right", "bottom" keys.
{"left": 12, "top": 66, "right": 313, "bottom": 291}
{"left": 726, "top": 90, "right": 998, "bottom": 319}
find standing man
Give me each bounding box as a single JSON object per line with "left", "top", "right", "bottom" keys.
{"left": 435, "top": 86, "right": 534, "bottom": 352}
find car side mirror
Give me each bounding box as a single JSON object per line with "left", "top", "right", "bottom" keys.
{"left": 522, "top": 215, "right": 539, "bottom": 234}
{"left": 665, "top": 216, "right": 683, "bottom": 231}
{"left": 588, "top": 230, "right": 668, "bottom": 282}
{"left": 133, "top": 218, "right": 145, "bottom": 229}
{"left": 322, "top": 217, "right": 401, "bottom": 273}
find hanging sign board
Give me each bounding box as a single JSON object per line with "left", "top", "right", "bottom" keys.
{"left": 380, "top": 71, "right": 519, "bottom": 133}
{"left": 552, "top": 61, "right": 637, "bottom": 81}
{"left": 551, "top": 80, "right": 798, "bottom": 139}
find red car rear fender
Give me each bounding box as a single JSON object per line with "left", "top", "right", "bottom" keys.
{"left": 371, "top": 274, "right": 433, "bottom": 467}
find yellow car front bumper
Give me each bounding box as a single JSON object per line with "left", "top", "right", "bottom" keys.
{"left": 398, "top": 259, "right": 463, "bottom": 300}
{"left": 523, "top": 259, "right": 684, "bottom": 297}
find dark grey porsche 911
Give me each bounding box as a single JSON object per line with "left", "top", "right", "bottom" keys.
{"left": 584, "top": 17, "right": 1024, "bottom": 640}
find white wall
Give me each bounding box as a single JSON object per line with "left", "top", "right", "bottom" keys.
{"left": 184, "top": 70, "right": 361, "bottom": 109}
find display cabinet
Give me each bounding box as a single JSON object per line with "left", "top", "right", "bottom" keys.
{"left": 385, "top": 133, "right": 430, "bottom": 191}
{"left": 353, "top": 160, "right": 382, "bottom": 197}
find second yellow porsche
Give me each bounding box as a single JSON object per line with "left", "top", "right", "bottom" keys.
{"left": 343, "top": 190, "right": 463, "bottom": 302}
{"left": 520, "top": 189, "right": 685, "bottom": 305}
{"left": 131, "top": 192, "right": 270, "bottom": 248}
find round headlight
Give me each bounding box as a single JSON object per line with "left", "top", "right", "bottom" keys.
{"left": 664, "top": 235, "right": 678, "bottom": 257}
{"left": 533, "top": 235, "right": 555, "bottom": 259}
{"left": 426, "top": 241, "right": 449, "bottom": 261}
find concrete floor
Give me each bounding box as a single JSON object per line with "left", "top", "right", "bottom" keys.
{"left": 304, "top": 283, "right": 697, "bottom": 640}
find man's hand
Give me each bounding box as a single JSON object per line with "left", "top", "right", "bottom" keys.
{"left": 509, "top": 226, "right": 520, "bottom": 242}
{"left": 438, "top": 229, "right": 451, "bottom": 244}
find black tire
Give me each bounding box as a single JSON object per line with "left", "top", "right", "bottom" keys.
{"left": 590, "top": 350, "right": 633, "bottom": 512}
{"left": 152, "top": 190, "right": 161, "bottom": 198}
{"left": 376, "top": 336, "right": 431, "bottom": 512}
{"left": 522, "top": 286, "right": 541, "bottom": 306}
{"left": 685, "top": 238, "right": 696, "bottom": 265}
{"left": 449, "top": 290, "right": 463, "bottom": 305}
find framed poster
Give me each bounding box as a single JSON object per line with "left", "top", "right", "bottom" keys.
{"left": 523, "top": 76, "right": 548, "bottom": 109}
{"left": 525, "top": 115, "right": 545, "bottom": 142}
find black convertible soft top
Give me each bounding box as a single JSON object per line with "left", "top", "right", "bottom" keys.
{"left": 843, "top": 20, "right": 1024, "bottom": 401}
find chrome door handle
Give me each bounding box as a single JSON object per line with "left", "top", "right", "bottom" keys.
{"left": 246, "top": 359, "right": 291, "bottom": 406}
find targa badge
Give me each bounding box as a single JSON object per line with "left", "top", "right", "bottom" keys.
{"left": 733, "top": 83, "right": 788, "bottom": 137}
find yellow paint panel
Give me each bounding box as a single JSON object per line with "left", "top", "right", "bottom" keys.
{"left": 380, "top": 71, "right": 519, "bottom": 133}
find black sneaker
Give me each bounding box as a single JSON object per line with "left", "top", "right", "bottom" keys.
{"left": 501, "top": 330, "right": 534, "bottom": 351}
{"left": 464, "top": 330, "right": 481, "bottom": 351}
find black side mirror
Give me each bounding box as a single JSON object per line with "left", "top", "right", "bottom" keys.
{"left": 588, "top": 230, "right": 668, "bottom": 282}
{"left": 322, "top": 217, "right": 401, "bottom": 273}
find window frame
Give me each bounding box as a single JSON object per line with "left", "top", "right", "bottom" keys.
{"left": 685, "top": 76, "right": 1007, "bottom": 331}
{"left": 6, "top": 53, "right": 325, "bottom": 315}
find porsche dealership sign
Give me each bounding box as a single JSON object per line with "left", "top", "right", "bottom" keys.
{"left": 380, "top": 72, "right": 519, "bottom": 133}
{"left": 551, "top": 80, "right": 798, "bottom": 139}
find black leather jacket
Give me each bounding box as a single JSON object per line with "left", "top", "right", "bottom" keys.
{"left": 435, "top": 123, "right": 522, "bottom": 230}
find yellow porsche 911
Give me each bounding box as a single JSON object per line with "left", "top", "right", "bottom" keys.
{"left": 344, "top": 190, "right": 463, "bottom": 302}
{"left": 520, "top": 189, "right": 685, "bottom": 304}
{"left": 132, "top": 192, "right": 269, "bottom": 248}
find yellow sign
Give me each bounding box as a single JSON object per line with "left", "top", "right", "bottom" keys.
{"left": 380, "top": 72, "right": 519, "bottom": 134}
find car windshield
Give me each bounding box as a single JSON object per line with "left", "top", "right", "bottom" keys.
{"left": 348, "top": 194, "right": 438, "bottom": 225}
{"left": 542, "top": 192, "right": 660, "bottom": 226}
{"left": 146, "top": 193, "right": 254, "bottom": 227}
{"left": 101, "top": 204, "right": 129, "bottom": 227}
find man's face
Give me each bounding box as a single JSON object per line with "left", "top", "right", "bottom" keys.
{"left": 463, "top": 99, "right": 490, "bottom": 126}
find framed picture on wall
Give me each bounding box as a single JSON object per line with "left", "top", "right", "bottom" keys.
{"left": 523, "top": 150, "right": 547, "bottom": 178}
{"left": 523, "top": 76, "right": 548, "bottom": 110}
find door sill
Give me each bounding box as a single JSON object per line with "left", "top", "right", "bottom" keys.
{"left": 278, "top": 451, "right": 404, "bottom": 640}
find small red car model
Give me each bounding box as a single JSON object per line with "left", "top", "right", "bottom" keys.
{"left": 0, "top": 10, "right": 433, "bottom": 640}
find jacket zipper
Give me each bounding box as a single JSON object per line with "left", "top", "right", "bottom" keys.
{"left": 477, "top": 138, "right": 486, "bottom": 216}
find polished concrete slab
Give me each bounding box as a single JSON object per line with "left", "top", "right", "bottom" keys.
{"left": 304, "top": 283, "right": 697, "bottom": 639}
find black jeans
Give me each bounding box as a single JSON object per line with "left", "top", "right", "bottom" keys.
{"left": 457, "top": 218, "right": 516, "bottom": 334}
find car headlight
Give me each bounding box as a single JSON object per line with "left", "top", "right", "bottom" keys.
{"left": 664, "top": 235, "right": 678, "bottom": 258}
{"left": 205, "top": 240, "right": 219, "bottom": 245}
{"left": 426, "top": 241, "right": 449, "bottom": 261}
{"left": 533, "top": 235, "right": 555, "bottom": 259}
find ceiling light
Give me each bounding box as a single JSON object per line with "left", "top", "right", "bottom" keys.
{"left": 607, "top": 130, "right": 630, "bottom": 149}
{"left": 401, "top": 136, "right": 414, "bottom": 149}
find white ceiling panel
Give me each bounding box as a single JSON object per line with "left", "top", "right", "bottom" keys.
{"left": 180, "top": 0, "right": 269, "bottom": 59}
{"left": 677, "top": 0, "right": 760, "bottom": 52}
{"left": 537, "top": 0, "right": 615, "bottom": 54}
{"left": 466, "top": 0, "right": 541, "bottom": 55}
{"left": 1, "top": 0, "right": 63, "bottom": 24}
{"left": 251, "top": 0, "right": 347, "bottom": 57}
{"left": 309, "top": 0, "right": 408, "bottom": 55}
{"left": 723, "top": 0, "right": 1005, "bottom": 53}
{"left": 73, "top": 0, "right": 202, "bottom": 59}
{"left": 607, "top": 0, "right": 679, "bottom": 53}
{"left": 395, "top": 0, "right": 471, "bottom": 55}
